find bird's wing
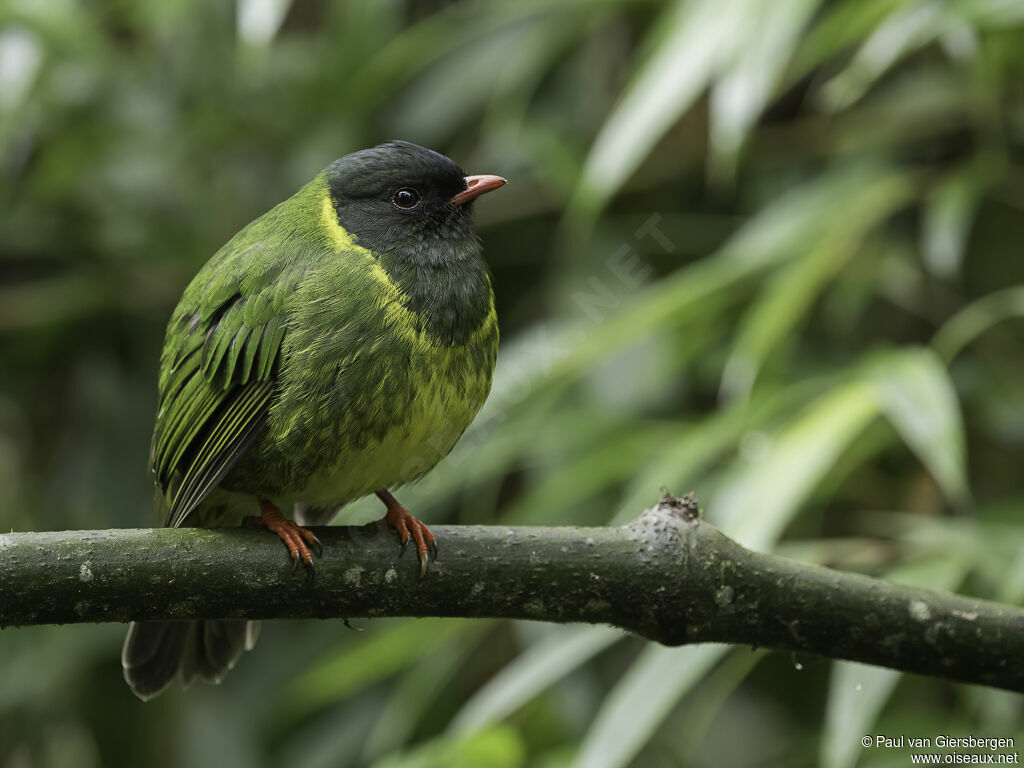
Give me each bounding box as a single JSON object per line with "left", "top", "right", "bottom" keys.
{"left": 150, "top": 245, "right": 305, "bottom": 529}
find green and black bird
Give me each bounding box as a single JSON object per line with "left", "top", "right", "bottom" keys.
{"left": 122, "top": 141, "right": 506, "bottom": 700}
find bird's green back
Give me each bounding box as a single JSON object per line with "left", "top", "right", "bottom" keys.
{"left": 152, "top": 173, "right": 353, "bottom": 526}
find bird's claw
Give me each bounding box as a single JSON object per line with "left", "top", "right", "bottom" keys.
{"left": 252, "top": 499, "right": 322, "bottom": 581}
{"left": 309, "top": 533, "right": 324, "bottom": 559}
{"left": 377, "top": 495, "right": 437, "bottom": 577}
{"left": 288, "top": 544, "right": 316, "bottom": 581}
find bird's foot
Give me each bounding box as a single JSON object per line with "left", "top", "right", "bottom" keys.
{"left": 247, "top": 498, "right": 323, "bottom": 581}
{"left": 375, "top": 490, "right": 437, "bottom": 578}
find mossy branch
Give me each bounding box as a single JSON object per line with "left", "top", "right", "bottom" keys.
{"left": 2, "top": 494, "right": 1021, "bottom": 692}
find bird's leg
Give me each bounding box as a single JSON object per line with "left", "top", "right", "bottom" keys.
{"left": 247, "top": 497, "right": 323, "bottom": 580}
{"left": 375, "top": 489, "right": 437, "bottom": 578}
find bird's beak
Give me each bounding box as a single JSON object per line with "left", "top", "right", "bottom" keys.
{"left": 450, "top": 174, "right": 507, "bottom": 206}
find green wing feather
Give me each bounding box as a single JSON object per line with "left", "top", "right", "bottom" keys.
{"left": 162, "top": 380, "right": 274, "bottom": 528}
{"left": 150, "top": 228, "right": 310, "bottom": 528}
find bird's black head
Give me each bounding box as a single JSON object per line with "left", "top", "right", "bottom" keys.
{"left": 323, "top": 141, "right": 505, "bottom": 343}
{"left": 325, "top": 140, "right": 505, "bottom": 265}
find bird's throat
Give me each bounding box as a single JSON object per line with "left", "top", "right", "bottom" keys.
{"left": 373, "top": 236, "right": 493, "bottom": 346}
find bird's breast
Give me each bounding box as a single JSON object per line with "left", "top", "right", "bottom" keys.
{"left": 245, "top": 282, "right": 499, "bottom": 507}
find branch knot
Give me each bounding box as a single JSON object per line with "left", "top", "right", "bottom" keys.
{"left": 657, "top": 491, "right": 700, "bottom": 522}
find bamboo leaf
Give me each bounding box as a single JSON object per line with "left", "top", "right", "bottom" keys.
{"left": 710, "top": 0, "right": 820, "bottom": 172}
{"left": 922, "top": 157, "right": 1001, "bottom": 279}
{"left": 865, "top": 347, "right": 969, "bottom": 504}
{"left": 451, "top": 626, "right": 622, "bottom": 734}
{"left": 372, "top": 727, "right": 525, "bottom": 768}
{"left": 708, "top": 379, "right": 882, "bottom": 551}
{"left": 572, "top": 645, "right": 726, "bottom": 768}
{"left": 720, "top": 171, "right": 913, "bottom": 401}
{"left": 820, "top": 2, "right": 946, "bottom": 111}
{"left": 285, "top": 620, "right": 480, "bottom": 718}
{"left": 932, "top": 286, "right": 1024, "bottom": 363}
{"left": 574, "top": 0, "right": 744, "bottom": 214}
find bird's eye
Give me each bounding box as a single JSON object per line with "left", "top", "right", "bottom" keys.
{"left": 392, "top": 187, "right": 421, "bottom": 209}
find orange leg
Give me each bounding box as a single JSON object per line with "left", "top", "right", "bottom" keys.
{"left": 248, "top": 497, "right": 323, "bottom": 580}
{"left": 376, "top": 489, "right": 437, "bottom": 578}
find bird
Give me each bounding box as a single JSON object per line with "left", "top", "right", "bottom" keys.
{"left": 122, "top": 141, "right": 506, "bottom": 700}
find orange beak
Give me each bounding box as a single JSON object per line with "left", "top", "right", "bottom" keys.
{"left": 450, "top": 174, "right": 507, "bottom": 206}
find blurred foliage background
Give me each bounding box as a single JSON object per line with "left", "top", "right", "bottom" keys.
{"left": 2, "top": 0, "right": 1024, "bottom": 766}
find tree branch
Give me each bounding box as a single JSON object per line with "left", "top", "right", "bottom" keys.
{"left": 2, "top": 494, "right": 1021, "bottom": 692}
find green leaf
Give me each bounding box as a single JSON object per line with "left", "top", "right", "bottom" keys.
{"left": 502, "top": 423, "right": 673, "bottom": 524}
{"left": 236, "top": 0, "right": 293, "bottom": 46}
{"left": 572, "top": 645, "right": 725, "bottom": 768}
{"left": 504, "top": 166, "right": 913, "bottom": 414}
{"left": 451, "top": 626, "right": 622, "bottom": 734}
{"left": 611, "top": 382, "right": 824, "bottom": 525}
{"left": 794, "top": 0, "right": 907, "bottom": 76}
{"left": 708, "top": 378, "right": 882, "bottom": 551}
{"left": 922, "top": 159, "right": 1000, "bottom": 279}
{"left": 373, "top": 726, "right": 525, "bottom": 768}
{"left": 720, "top": 171, "right": 913, "bottom": 401}
{"left": 574, "top": 0, "right": 743, "bottom": 214}
{"left": 952, "top": 0, "right": 1024, "bottom": 26}
{"left": 284, "top": 619, "right": 481, "bottom": 718}
{"left": 364, "top": 642, "right": 481, "bottom": 761}
{"left": 390, "top": 15, "right": 574, "bottom": 143}
{"left": 819, "top": 2, "right": 947, "bottom": 112}
{"left": 932, "top": 286, "right": 1024, "bottom": 363}
{"left": 709, "top": 0, "right": 820, "bottom": 173}
{"left": 865, "top": 347, "right": 968, "bottom": 504}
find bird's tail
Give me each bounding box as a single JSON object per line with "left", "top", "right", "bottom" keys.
{"left": 122, "top": 619, "right": 259, "bottom": 701}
